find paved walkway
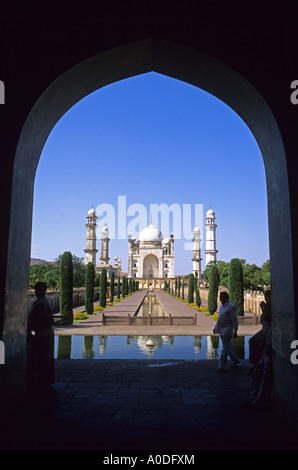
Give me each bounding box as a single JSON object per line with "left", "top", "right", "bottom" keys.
{"left": 54, "top": 291, "right": 261, "bottom": 336}
{"left": 2, "top": 359, "right": 297, "bottom": 451}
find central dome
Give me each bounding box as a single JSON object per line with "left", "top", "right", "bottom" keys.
{"left": 139, "top": 224, "right": 163, "bottom": 242}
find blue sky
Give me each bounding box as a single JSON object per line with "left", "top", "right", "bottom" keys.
{"left": 31, "top": 72, "right": 269, "bottom": 274}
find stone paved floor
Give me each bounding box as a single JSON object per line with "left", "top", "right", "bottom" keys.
{"left": 2, "top": 358, "right": 297, "bottom": 451}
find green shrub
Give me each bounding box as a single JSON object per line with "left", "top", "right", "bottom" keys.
{"left": 85, "top": 262, "right": 95, "bottom": 315}
{"left": 188, "top": 273, "right": 194, "bottom": 304}
{"left": 60, "top": 251, "right": 73, "bottom": 324}
{"left": 229, "top": 258, "right": 244, "bottom": 316}
{"left": 100, "top": 268, "right": 107, "bottom": 308}
{"left": 73, "top": 312, "right": 89, "bottom": 320}
{"left": 110, "top": 271, "right": 115, "bottom": 303}
{"left": 208, "top": 265, "right": 220, "bottom": 315}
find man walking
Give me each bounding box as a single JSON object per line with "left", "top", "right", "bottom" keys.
{"left": 213, "top": 291, "right": 242, "bottom": 373}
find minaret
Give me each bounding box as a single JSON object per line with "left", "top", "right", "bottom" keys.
{"left": 84, "top": 208, "right": 98, "bottom": 265}
{"left": 192, "top": 226, "right": 202, "bottom": 278}
{"left": 204, "top": 208, "right": 218, "bottom": 267}
{"left": 100, "top": 224, "right": 110, "bottom": 265}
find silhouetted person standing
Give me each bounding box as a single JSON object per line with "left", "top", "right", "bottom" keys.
{"left": 27, "top": 282, "right": 54, "bottom": 392}
{"left": 247, "top": 291, "right": 273, "bottom": 408}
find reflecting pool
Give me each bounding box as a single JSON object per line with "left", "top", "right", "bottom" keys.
{"left": 55, "top": 335, "right": 252, "bottom": 360}
{"left": 136, "top": 292, "right": 165, "bottom": 317}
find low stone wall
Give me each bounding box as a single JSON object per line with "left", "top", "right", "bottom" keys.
{"left": 102, "top": 313, "right": 197, "bottom": 326}
{"left": 27, "top": 288, "right": 100, "bottom": 315}
{"left": 198, "top": 287, "right": 264, "bottom": 315}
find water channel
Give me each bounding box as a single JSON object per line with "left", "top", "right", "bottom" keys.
{"left": 135, "top": 291, "right": 166, "bottom": 317}
{"left": 54, "top": 334, "right": 251, "bottom": 360}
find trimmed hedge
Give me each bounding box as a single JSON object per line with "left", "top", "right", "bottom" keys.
{"left": 85, "top": 262, "right": 95, "bottom": 315}
{"left": 100, "top": 268, "right": 107, "bottom": 308}
{"left": 208, "top": 265, "right": 220, "bottom": 315}
{"left": 229, "top": 258, "right": 244, "bottom": 316}
{"left": 60, "top": 251, "right": 73, "bottom": 325}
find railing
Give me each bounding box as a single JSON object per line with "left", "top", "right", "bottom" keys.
{"left": 102, "top": 313, "right": 197, "bottom": 326}
{"left": 237, "top": 315, "right": 259, "bottom": 325}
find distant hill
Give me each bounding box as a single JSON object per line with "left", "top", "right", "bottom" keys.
{"left": 30, "top": 258, "right": 53, "bottom": 266}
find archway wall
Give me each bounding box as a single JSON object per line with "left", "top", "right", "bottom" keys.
{"left": 2, "top": 39, "right": 297, "bottom": 426}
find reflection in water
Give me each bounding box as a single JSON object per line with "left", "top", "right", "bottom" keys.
{"left": 55, "top": 335, "right": 250, "bottom": 360}
{"left": 57, "top": 335, "right": 72, "bottom": 359}
{"left": 83, "top": 336, "right": 95, "bottom": 359}
{"left": 136, "top": 292, "right": 166, "bottom": 317}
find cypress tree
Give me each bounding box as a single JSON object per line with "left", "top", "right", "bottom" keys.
{"left": 194, "top": 271, "right": 201, "bottom": 307}
{"left": 122, "top": 276, "right": 126, "bottom": 297}
{"left": 136, "top": 280, "right": 139, "bottom": 291}
{"left": 85, "top": 262, "right": 95, "bottom": 315}
{"left": 117, "top": 275, "right": 121, "bottom": 299}
{"left": 208, "top": 265, "right": 220, "bottom": 315}
{"left": 100, "top": 268, "right": 107, "bottom": 308}
{"left": 188, "top": 273, "right": 194, "bottom": 303}
{"left": 195, "top": 285, "right": 201, "bottom": 308}
{"left": 178, "top": 276, "right": 181, "bottom": 297}
{"left": 110, "top": 271, "right": 115, "bottom": 303}
{"left": 60, "top": 251, "right": 73, "bottom": 325}
{"left": 175, "top": 278, "right": 177, "bottom": 296}
{"left": 229, "top": 258, "right": 244, "bottom": 316}
{"left": 182, "top": 280, "right": 185, "bottom": 300}
{"left": 194, "top": 271, "right": 198, "bottom": 290}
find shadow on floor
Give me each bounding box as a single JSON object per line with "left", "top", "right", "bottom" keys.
{"left": 1, "top": 359, "right": 297, "bottom": 451}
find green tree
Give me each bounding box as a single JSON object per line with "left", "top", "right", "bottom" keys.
{"left": 54, "top": 254, "right": 85, "bottom": 288}
{"left": 29, "top": 264, "right": 49, "bottom": 288}
{"left": 195, "top": 285, "right": 201, "bottom": 307}
{"left": 229, "top": 258, "right": 244, "bottom": 316}
{"left": 43, "top": 268, "right": 60, "bottom": 290}
{"left": 178, "top": 277, "right": 181, "bottom": 297}
{"left": 122, "top": 276, "right": 126, "bottom": 297}
{"left": 188, "top": 273, "right": 194, "bottom": 303}
{"left": 203, "top": 260, "right": 229, "bottom": 287}
{"left": 182, "top": 280, "right": 185, "bottom": 300}
{"left": 60, "top": 251, "right": 73, "bottom": 324}
{"left": 110, "top": 271, "right": 115, "bottom": 303}
{"left": 100, "top": 268, "right": 107, "bottom": 308}
{"left": 261, "top": 259, "right": 271, "bottom": 287}
{"left": 94, "top": 272, "right": 101, "bottom": 287}
{"left": 208, "top": 265, "right": 220, "bottom": 315}
{"left": 193, "top": 271, "right": 201, "bottom": 307}
{"left": 117, "top": 275, "right": 121, "bottom": 299}
{"left": 125, "top": 276, "right": 129, "bottom": 295}
{"left": 85, "top": 262, "right": 95, "bottom": 315}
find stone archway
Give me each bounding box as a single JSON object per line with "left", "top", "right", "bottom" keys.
{"left": 3, "top": 38, "right": 296, "bottom": 425}
{"left": 143, "top": 254, "right": 159, "bottom": 278}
